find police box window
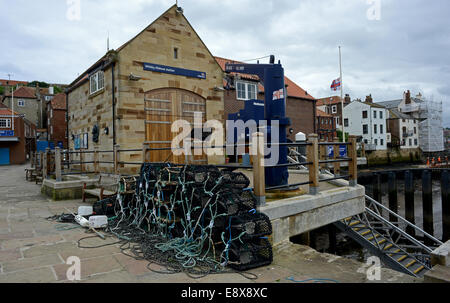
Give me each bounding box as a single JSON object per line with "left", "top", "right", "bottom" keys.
{"left": 236, "top": 81, "right": 258, "bottom": 101}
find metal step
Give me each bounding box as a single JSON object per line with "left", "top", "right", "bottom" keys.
{"left": 334, "top": 216, "right": 432, "bottom": 278}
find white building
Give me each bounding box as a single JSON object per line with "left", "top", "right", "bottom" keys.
{"left": 343, "top": 100, "right": 388, "bottom": 151}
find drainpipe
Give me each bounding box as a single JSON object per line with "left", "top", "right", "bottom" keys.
{"left": 112, "top": 62, "right": 116, "bottom": 146}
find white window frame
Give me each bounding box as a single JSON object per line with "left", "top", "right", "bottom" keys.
{"left": 331, "top": 105, "right": 337, "bottom": 114}
{"left": 0, "top": 119, "right": 11, "bottom": 128}
{"left": 236, "top": 81, "right": 258, "bottom": 101}
{"left": 90, "top": 70, "right": 105, "bottom": 95}
{"left": 18, "top": 99, "right": 25, "bottom": 107}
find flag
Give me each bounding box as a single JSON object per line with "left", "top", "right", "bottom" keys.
{"left": 330, "top": 78, "right": 341, "bottom": 91}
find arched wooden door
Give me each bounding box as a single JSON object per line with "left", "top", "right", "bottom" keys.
{"left": 144, "top": 88, "right": 207, "bottom": 164}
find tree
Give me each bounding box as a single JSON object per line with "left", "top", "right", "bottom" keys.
{"left": 0, "top": 86, "right": 4, "bottom": 95}
{"left": 337, "top": 130, "right": 349, "bottom": 142}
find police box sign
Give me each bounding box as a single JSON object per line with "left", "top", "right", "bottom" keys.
{"left": 0, "top": 130, "right": 14, "bottom": 137}
{"left": 143, "top": 62, "right": 206, "bottom": 79}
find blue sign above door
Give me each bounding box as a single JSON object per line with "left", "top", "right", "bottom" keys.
{"left": 0, "top": 131, "right": 14, "bottom": 137}
{"left": 143, "top": 62, "right": 206, "bottom": 79}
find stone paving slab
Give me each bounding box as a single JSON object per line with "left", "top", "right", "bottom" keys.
{"left": 0, "top": 164, "right": 422, "bottom": 284}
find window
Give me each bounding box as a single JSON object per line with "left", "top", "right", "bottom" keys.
{"left": 364, "top": 139, "right": 368, "bottom": 144}
{"left": 414, "top": 127, "right": 417, "bottom": 134}
{"left": 380, "top": 111, "right": 383, "bottom": 119}
{"left": 380, "top": 125, "right": 384, "bottom": 134}
{"left": 362, "top": 111, "right": 368, "bottom": 119}
{"left": 409, "top": 139, "right": 412, "bottom": 146}
{"left": 331, "top": 105, "right": 337, "bottom": 114}
{"left": 374, "top": 139, "right": 378, "bottom": 146}
{"left": 363, "top": 124, "right": 368, "bottom": 134}
{"left": 174, "top": 48, "right": 178, "bottom": 59}
{"left": 374, "top": 124, "right": 378, "bottom": 134}
{"left": 236, "top": 81, "right": 258, "bottom": 100}
{"left": 415, "top": 139, "right": 418, "bottom": 146}
{"left": 374, "top": 111, "right": 377, "bottom": 119}
{"left": 380, "top": 139, "right": 384, "bottom": 146}
{"left": 18, "top": 99, "right": 25, "bottom": 107}
{"left": 344, "top": 119, "right": 349, "bottom": 127}
{"left": 90, "top": 70, "right": 105, "bottom": 94}
{"left": 0, "top": 119, "right": 11, "bottom": 128}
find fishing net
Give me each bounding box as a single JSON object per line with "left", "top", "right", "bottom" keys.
{"left": 102, "top": 163, "right": 273, "bottom": 276}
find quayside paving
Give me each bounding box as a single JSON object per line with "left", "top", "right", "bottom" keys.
{"left": 0, "top": 164, "right": 418, "bottom": 283}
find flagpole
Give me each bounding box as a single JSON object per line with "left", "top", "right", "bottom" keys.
{"left": 339, "top": 46, "right": 345, "bottom": 143}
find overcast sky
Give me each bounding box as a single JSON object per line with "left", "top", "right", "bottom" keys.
{"left": 1, "top": 0, "right": 449, "bottom": 127}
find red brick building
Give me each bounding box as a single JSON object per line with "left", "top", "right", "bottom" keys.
{"left": 316, "top": 109, "right": 337, "bottom": 141}
{"left": 215, "top": 57, "right": 317, "bottom": 141}
{"left": 47, "top": 93, "right": 67, "bottom": 148}
{"left": 316, "top": 94, "right": 351, "bottom": 130}
{"left": 0, "top": 108, "right": 36, "bottom": 165}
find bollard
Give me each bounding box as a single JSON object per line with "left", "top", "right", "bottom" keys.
{"left": 252, "top": 132, "right": 266, "bottom": 207}
{"left": 404, "top": 170, "right": 415, "bottom": 236}
{"left": 442, "top": 170, "right": 449, "bottom": 242}
{"left": 307, "top": 134, "right": 319, "bottom": 195}
{"left": 388, "top": 172, "right": 398, "bottom": 223}
{"left": 422, "top": 170, "right": 434, "bottom": 245}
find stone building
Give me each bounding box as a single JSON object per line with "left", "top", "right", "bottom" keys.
{"left": 66, "top": 5, "right": 225, "bottom": 174}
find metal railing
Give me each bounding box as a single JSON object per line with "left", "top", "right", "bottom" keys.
{"left": 30, "top": 133, "right": 359, "bottom": 204}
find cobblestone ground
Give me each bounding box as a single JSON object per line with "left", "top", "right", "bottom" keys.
{"left": 0, "top": 164, "right": 420, "bottom": 283}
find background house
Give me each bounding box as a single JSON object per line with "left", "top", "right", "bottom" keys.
{"left": 0, "top": 108, "right": 36, "bottom": 165}
{"left": 343, "top": 98, "right": 388, "bottom": 151}
{"left": 377, "top": 91, "right": 444, "bottom": 153}
{"left": 47, "top": 93, "right": 67, "bottom": 149}
{"left": 316, "top": 109, "right": 336, "bottom": 142}
{"left": 386, "top": 108, "right": 419, "bottom": 149}
{"left": 317, "top": 94, "right": 351, "bottom": 132}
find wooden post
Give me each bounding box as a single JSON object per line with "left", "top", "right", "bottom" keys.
{"left": 79, "top": 151, "right": 84, "bottom": 173}
{"left": 442, "top": 170, "right": 449, "bottom": 242}
{"left": 43, "top": 149, "right": 48, "bottom": 179}
{"left": 372, "top": 173, "right": 382, "bottom": 203}
{"left": 307, "top": 134, "right": 319, "bottom": 195}
{"left": 94, "top": 149, "right": 99, "bottom": 174}
{"left": 361, "top": 142, "right": 366, "bottom": 158}
{"left": 333, "top": 137, "right": 340, "bottom": 176}
{"left": 422, "top": 169, "right": 434, "bottom": 245}
{"left": 348, "top": 135, "right": 358, "bottom": 187}
{"left": 142, "top": 143, "right": 151, "bottom": 163}
{"left": 404, "top": 170, "right": 415, "bottom": 236}
{"left": 320, "top": 139, "right": 326, "bottom": 170}
{"left": 114, "top": 144, "right": 120, "bottom": 175}
{"left": 55, "top": 147, "right": 62, "bottom": 182}
{"left": 388, "top": 172, "right": 398, "bottom": 223}
{"left": 252, "top": 132, "right": 266, "bottom": 207}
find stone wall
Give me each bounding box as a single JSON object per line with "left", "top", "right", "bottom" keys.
{"left": 366, "top": 148, "right": 422, "bottom": 166}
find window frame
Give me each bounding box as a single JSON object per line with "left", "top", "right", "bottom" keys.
{"left": 0, "top": 119, "right": 11, "bottom": 128}
{"left": 18, "top": 99, "right": 25, "bottom": 107}
{"left": 363, "top": 124, "right": 368, "bottom": 135}
{"left": 331, "top": 105, "right": 337, "bottom": 114}
{"left": 362, "top": 111, "right": 368, "bottom": 119}
{"left": 89, "top": 70, "right": 105, "bottom": 95}
{"left": 236, "top": 81, "right": 258, "bottom": 101}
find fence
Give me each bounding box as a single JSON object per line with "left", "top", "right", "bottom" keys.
{"left": 31, "top": 134, "right": 359, "bottom": 205}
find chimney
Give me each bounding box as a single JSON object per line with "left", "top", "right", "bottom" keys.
{"left": 344, "top": 94, "right": 351, "bottom": 103}
{"left": 365, "top": 94, "right": 373, "bottom": 103}
{"left": 405, "top": 90, "right": 411, "bottom": 104}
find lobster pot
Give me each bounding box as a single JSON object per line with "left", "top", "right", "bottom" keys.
{"left": 228, "top": 238, "right": 273, "bottom": 271}
{"left": 228, "top": 212, "right": 272, "bottom": 240}
{"left": 93, "top": 196, "right": 117, "bottom": 216}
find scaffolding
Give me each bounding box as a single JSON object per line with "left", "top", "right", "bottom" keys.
{"left": 402, "top": 98, "right": 444, "bottom": 153}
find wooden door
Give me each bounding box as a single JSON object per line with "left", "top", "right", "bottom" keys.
{"left": 145, "top": 88, "right": 207, "bottom": 164}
